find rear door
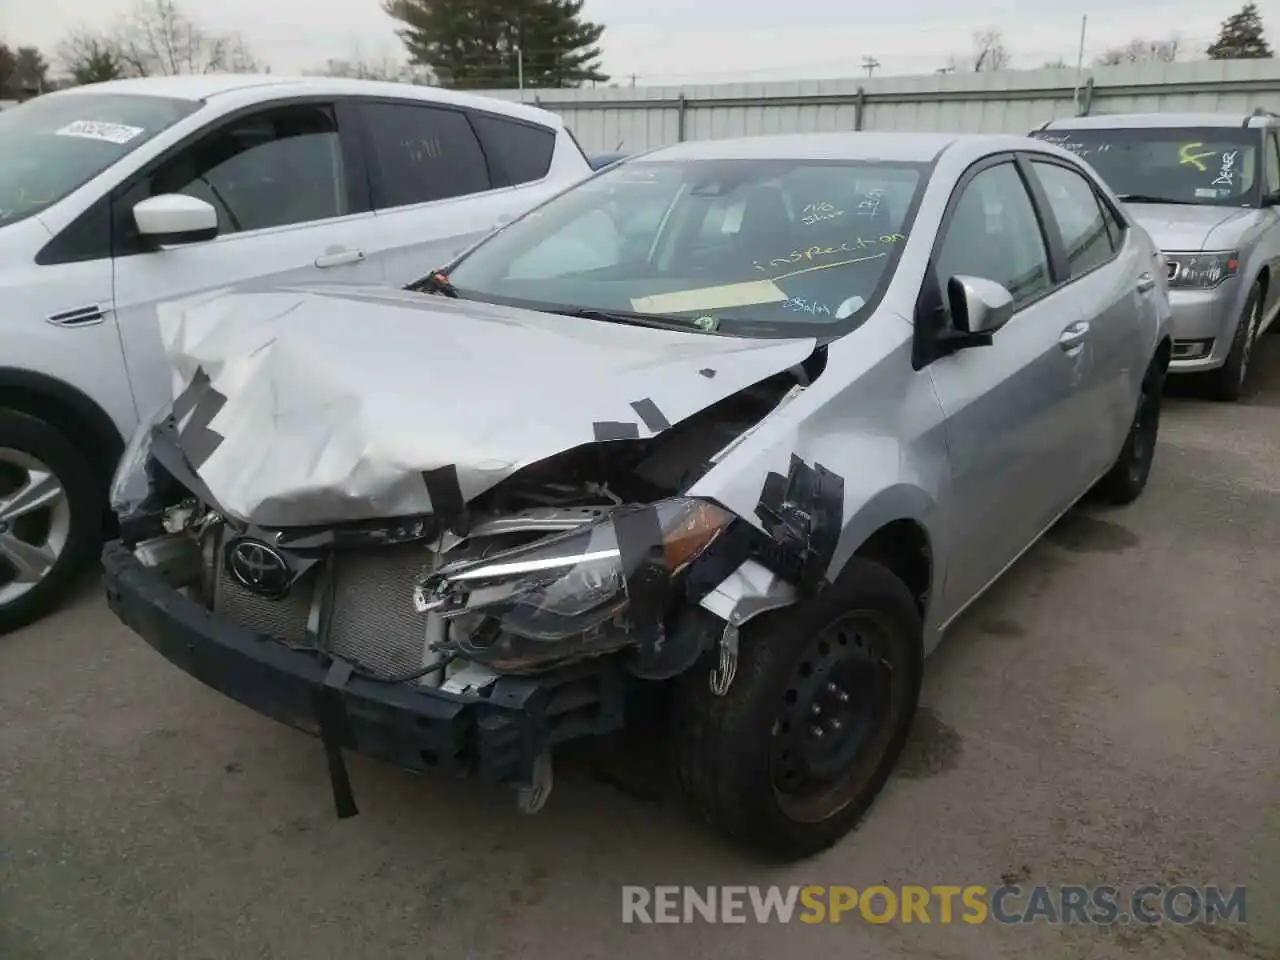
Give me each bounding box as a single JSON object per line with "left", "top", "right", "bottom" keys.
{"left": 925, "top": 156, "right": 1097, "bottom": 618}
{"left": 1023, "top": 153, "right": 1151, "bottom": 478}
{"left": 353, "top": 100, "right": 546, "bottom": 285}
{"left": 111, "top": 97, "right": 385, "bottom": 419}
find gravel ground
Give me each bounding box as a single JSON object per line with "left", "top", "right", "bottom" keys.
{"left": 2, "top": 340, "right": 1277, "bottom": 960}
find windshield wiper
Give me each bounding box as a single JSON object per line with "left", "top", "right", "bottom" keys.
{"left": 407, "top": 271, "right": 459, "bottom": 298}
{"left": 548, "top": 306, "right": 707, "bottom": 331}
{"left": 1116, "top": 193, "right": 1189, "bottom": 205}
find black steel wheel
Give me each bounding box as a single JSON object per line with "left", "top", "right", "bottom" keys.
{"left": 1093, "top": 351, "right": 1166, "bottom": 505}
{"left": 672, "top": 557, "right": 923, "bottom": 862}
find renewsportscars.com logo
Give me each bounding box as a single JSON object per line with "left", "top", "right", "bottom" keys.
{"left": 621, "top": 884, "right": 1249, "bottom": 925}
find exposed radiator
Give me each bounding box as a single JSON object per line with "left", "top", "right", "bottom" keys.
{"left": 326, "top": 544, "right": 437, "bottom": 679}
{"left": 212, "top": 535, "right": 438, "bottom": 680}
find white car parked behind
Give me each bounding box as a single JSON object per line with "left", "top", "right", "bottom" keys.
{"left": 0, "top": 74, "right": 593, "bottom": 632}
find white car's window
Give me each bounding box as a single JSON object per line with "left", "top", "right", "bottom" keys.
{"left": 1030, "top": 160, "right": 1115, "bottom": 277}
{"left": 445, "top": 158, "right": 927, "bottom": 335}
{"left": 934, "top": 162, "right": 1051, "bottom": 310}
{"left": 469, "top": 112, "right": 555, "bottom": 186}
{"left": 149, "top": 104, "right": 348, "bottom": 234}
{"left": 0, "top": 93, "right": 200, "bottom": 228}
{"left": 1031, "top": 127, "right": 1259, "bottom": 207}
{"left": 361, "top": 102, "right": 492, "bottom": 207}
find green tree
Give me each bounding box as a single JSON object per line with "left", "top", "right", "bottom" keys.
{"left": 384, "top": 0, "right": 607, "bottom": 89}
{"left": 1, "top": 43, "right": 50, "bottom": 98}
{"left": 1206, "top": 3, "right": 1273, "bottom": 59}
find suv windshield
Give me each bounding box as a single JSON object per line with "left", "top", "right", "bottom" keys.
{"left": 0, "top": 93, "right": 201, "bottom": 228}
{"left": 444, "top": 157, "right": 928, "bottom": 336}
{"left": 1031, "top": 126, "right": 1260, "bottom": 207}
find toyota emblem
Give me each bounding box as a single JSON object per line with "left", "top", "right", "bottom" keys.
{"left": 226, "top": 538, "right": 292, "bottom": 598}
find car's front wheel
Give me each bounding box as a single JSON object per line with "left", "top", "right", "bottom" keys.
{"left": 0, "top": 410, "right": 101, "bottom": 635}
{"left": 1206, "top": 282, "right": 1262, "bottom": 402}
{"left": 672, "top": 557, "right": 923, "bottom": 862}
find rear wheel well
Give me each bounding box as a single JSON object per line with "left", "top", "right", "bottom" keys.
{"left": 1152, "top": 335, "right": 1172, "bottom": 379}
{"left": 855, "top": 520, "right": 932, "bottom": 617}
{"left": 0, "top": 379, "right": 124, "bottom": 491}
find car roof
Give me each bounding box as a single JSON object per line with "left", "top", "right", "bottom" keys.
{"left": 1040, "top": 112, "right": 1270, "bottom": 130}
{"left": 639, "top": 131, "right": 1040, "bottom": 164}
{"left": 42, "top": 74, "right": 564, "bottom": 128}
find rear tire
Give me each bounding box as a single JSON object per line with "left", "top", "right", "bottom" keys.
{"left": 671, "top": 557, "right": 923, "bottom": 862}
{"left": 1205, "top": 282, "right": 1261, "bottom": 402}
{"left": 0, "top": 410, "right": 102, "bottom": 635}
{"left": 1093, "top": 354, "right": 1166, "bottom": 505}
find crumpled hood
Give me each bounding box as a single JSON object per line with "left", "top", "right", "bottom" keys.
{"left": 1126, "top": 203, "right": 1254, "bottom": 251}
{"left": 156, "top": 283, "right": 818, "bottom": 527}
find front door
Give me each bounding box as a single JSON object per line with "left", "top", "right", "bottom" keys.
{"left": 926, "top": 159, "right": 1096, "bottom": 620}
{"left": 110, "top": 99, "right": 386, "bottom": 419}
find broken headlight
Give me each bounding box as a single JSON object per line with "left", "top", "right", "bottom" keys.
{"left": 414, "top": 498, "right": 733, "bottom": 671}
{"left": 109, "top": 404, "right": 171, "bottom": 516}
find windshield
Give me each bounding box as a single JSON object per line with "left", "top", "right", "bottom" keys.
{"left": 444, "top": 157, "right": 928, "bottom": 336}
{"left": 0, "top": 93, "right": 201, "bottom": 228}
{"left": 1031, "top": 127, "right": 1260, "bottom": 207}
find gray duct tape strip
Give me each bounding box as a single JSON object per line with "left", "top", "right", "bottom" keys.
{"left": 629, "top": 398, "right": 671, "bottom": 433}
{"left": 592, "top": 421, "right": 641, "bottom": 442}
{"left": 175, "top": 367, "right": 227, "bottom": 470}
{"left": 754, "top": 454, "right": 844, "bottom": 592}
{"left": 314, "top": 658, "right": 359, "bottom": 819}
{"left": 611, "top": 504, "right": 670, "bottom": 671}
{"left": 699, "top": 368, "right": 717, "bottom": 379}
{"left": 421, "top": 465, "right": 464, "bottom": 516}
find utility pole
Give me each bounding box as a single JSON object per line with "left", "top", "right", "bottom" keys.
{"left": 862, "top": 56, "right": 880, "bottom": 77}
{"left": 629, "top": 73, "right": 638, "bottom": 87}
{"left": 1072, "top": 14, "right": 1089, "bottom": 112}
{"left": 516, "top": 45, "right": 524, "bottom": 93}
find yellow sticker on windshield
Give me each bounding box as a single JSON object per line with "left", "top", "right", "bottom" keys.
{"left": 630, "top": 279, "right": 789, "bottom": 314}
{"left": 1179, "top": 142, "right": 1216, "bottom": 172}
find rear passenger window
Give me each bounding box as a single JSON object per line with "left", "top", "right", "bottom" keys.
{"left": 1031, "top": 160, "right": 1115, "bottom": 277}
{"left": 469, "top": 113, "right": 555, "bottom": 186}
{"left": 361, "top": 102, "right": 491, "bottom": 207}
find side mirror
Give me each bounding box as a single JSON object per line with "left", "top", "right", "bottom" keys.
{"left": 133, "top": 194, "right": 218, "bottom": 246}
{"left": 946, "top": 274, "right": 1014, "bottom": 344}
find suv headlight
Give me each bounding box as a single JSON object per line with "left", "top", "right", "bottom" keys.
{"left": 109, "top": 404, "right": 170, "bottom": 515}
{"left": 1165, "top": 250, "right": 1238, "bottom": 289}
{"left": 414, "top": 498, "right": 734, "bottom": 672}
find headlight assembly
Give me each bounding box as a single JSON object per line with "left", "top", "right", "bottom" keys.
{"left": 109, "top": 404, "right": 170, "bottom": 516}
{"left": 1164, "top": 250, "right": 1238, "bottom": 289}
{"left": 413, "top": 498, "right": 734, "bottom": 672}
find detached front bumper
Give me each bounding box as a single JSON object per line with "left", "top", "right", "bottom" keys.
{"left": 102, "top": 540, "right": 626, "bottom": 814}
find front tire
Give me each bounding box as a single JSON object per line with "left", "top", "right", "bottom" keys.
{"left": 672, "top": 557, "right": 923, "bottom": 862}
{"left": 0, "top": 410, "right": 102, "bottom": 635}
{"left": 1206, "top": 282, "right": 1261, "bottom": 402}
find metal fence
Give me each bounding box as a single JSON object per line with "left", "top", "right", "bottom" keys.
{"left": 473, "top": 60, "right": 1280, "bottom": 153}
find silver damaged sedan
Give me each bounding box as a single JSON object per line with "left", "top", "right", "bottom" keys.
{"left": 104, "top": 131, "right": 1174, "bottom": 862}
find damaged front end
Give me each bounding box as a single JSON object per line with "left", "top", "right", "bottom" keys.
{"left": 103, "top": 355, "right": 818, "bottom": 819}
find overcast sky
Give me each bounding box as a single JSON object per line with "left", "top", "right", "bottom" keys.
{"left": 5, "top": 0, "right": 1277, "bottom": 84}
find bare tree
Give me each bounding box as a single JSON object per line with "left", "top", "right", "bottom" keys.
{"left": 108, "top": 0, "right": 262, "bottom": 76}
{"left": 972, "top": 28, "right": 1011, "bottom": 71}
{"left": 1094, "top": 36, "right": 1181, "bottom": 65}
{"left": 307, "top": 44, "right": 428, "bottom": 83}
{"left": 58, "top": 30, "right": 127, "bottom": 84}
{"left": 1042, "top": 57, "right": 1070, "bottom": 69}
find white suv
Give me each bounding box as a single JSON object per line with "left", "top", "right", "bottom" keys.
{"left": 0, "top": 74, "right": 592, "bottom": 632}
